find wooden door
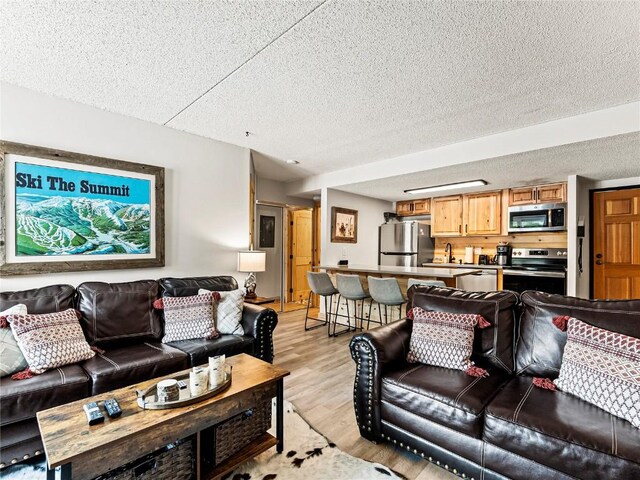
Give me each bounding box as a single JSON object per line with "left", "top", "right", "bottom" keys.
{"left": 396, "top": 200, "right": 413, "bottom": 216}
{"left": 593, "top": 188, "right": 640, "bottom": 300}
{"left": 412, "top": 198, "right": 430, "bottom": 215}
{"left": 291, "top": 209, "right": 313, "bottom": 303}
{"left": 431, "top": 196, "right": 463, "bottom": 236}
{"left": 537, "top": 183, "right": 566, "bottom": 204}
{"left": 509, "top": 186, "right": 536, "bottom": 206}
{"left": 463, "top": 191, "right": 502, "bottom": 236}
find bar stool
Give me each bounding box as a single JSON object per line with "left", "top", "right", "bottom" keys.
{"left": 368, "top": 276, "right": 407, "bottom": 326}
{"left": 407, "top": 278, "right": 447, "bottom": 290}
{"left": 305, "top": 272, "right": 339, "bottom": 334}
{"left": 334, "top": 274, "right": 371, "bottom": 336}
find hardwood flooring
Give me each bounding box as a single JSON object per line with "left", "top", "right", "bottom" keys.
{"left": 272, "top": 308, "right": 456, "bottom": 480}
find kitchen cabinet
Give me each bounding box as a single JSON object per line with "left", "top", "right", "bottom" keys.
{"left": 432, "top": 191, "right": 502, "bottom": 237}
{"left": 396, "top": 198, "right": 430, "bottom": 216}
{"left": 463, "top": 191, "right": 502, "bottom": 235}
{"left": 509, "top": 182, "right": 566, "bottom": 206}
{"left": 431, "top": 196, "right": 463, "bottom": 236}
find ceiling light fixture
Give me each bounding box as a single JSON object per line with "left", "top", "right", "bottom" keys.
{"left": 286, "top": 160, "right": 300, "bottom": 165}
{"left": 404, "top": 179, "right": 487, "bottom": 195}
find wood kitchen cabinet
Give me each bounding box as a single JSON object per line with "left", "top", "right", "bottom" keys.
{"left": 509, "top": 182, "right": 566, "bottom": 206}
{"left": 463, "top": 191, "right": 502, "bottom": 235}
{"left": 432, "top": 192, "right": 502, "bottom": 237}
{"left": 431, "top": 196, "right": 463, "bottom": 236}
{"left": 396, "top": 198, "right": 430, "bottom": 216}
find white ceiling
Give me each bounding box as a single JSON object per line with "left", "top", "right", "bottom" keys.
{"left": 1, "top": 1, "right": 639, "bottom": 197}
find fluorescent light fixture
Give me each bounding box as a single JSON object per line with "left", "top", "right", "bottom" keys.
{"left": 404, "top": 180, "right": 487, "bottom": 195}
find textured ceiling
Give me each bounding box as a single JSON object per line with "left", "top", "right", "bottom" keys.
{"left": 337, "top": 132, "right": 640, "bottom": 201}
{"left": 1, "top": 1, "right": 639, "bottom": 191}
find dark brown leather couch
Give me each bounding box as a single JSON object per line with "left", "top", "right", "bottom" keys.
{"left": 350, "top": 286, "right": 640, "bottom": 480}
{"left": 0, "top": 276, "right": 278, "bottom": 468}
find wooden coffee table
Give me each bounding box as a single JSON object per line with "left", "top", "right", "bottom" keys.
{"left": 37, "top": 354, "right": 290, "bottom": 480}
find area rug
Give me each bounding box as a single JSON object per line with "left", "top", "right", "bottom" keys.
{"left": 0, "top": 401, "right": 401, "bottom": 480}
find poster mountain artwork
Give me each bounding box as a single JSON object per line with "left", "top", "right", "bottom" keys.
{"left": 14, "top": 162, "right": 152, "bottom": 257}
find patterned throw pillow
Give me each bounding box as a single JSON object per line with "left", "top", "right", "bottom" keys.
{"left": 0, "top": 304, "right": 28, "bottom": 377}
{"left": 199, "top": 288, "right": 245, "bottom": 335}
{"left": 406, "top": 307, "right": 490, "bottom": 377}
{"left": 7, "top": 308, "right": 95, "bottom": 378}
{"left": 159, "top": 292, "right": 221, "bottom": 343}
{"left": 553, "top": 316, "right": 640, "bottom": 428}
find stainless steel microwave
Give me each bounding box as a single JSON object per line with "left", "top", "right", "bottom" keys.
{"left": 507, "top": 203, "right": 567, "bottom": 233}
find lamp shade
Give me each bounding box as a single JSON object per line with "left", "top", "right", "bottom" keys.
{"left": 237, "top": 250, "right": 266, "bottom": 272}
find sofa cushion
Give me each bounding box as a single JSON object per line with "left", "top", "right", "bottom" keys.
{"left": 0, "top": 284, "right": 75, "bottom": 314}
{"left": 408, "top": 286, "right": 518, "bottom": 373}
{"left": 381, "top": 363, "right": 510, "bottom": 438}
{"left": 159, "top": 276, "right": 238, "bottom": 297}
{"left": 0, "top": 364, "right": 90, "bottom": 426}
{"left": 0, "top": 304, "right": 28, "bottom": 377}
{"left": 168, "top": 335, "right": 255, "bottom": 367}
{"left": 81, "top": 342, "right": 188, "bottom": 395}
{"left": 8, "top": 309, "right": 95, "bottom": 375}
{"left": 199, "top": 288, "right": 245, "bottom": 335}
{"left": 160, "top": 292, "right": 219, "bottom": 343}
{"left": 515, "top": 291, "right": 640, "bottom": 377}
{"left": 407, "top": 307, "right": 490, "bottom": 376}
{"left": 554, "top": 316, "right": 640, "bottom": 428}
{"left": 484, "top": 376, "right": 640, "bottom": 480}
{"left": 76, "top": 280, "right": 162, "bottom": 347}
{"left": 0, "top": 419, "right": 43, "bottom": 467}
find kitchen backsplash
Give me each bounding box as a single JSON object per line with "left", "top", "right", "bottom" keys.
{"left": 433, "top": 232, "right": 567, "bottom": 264}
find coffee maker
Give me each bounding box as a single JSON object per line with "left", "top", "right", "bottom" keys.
{"left": 495, "top": 243, "right": 512, "bottom": 266}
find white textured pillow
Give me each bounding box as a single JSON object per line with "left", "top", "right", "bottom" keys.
{"left": 199, "top": 288, "right": 245, "bottom": 335}
{"left": 0, "top": 304, "right": 28, "bottom": 377}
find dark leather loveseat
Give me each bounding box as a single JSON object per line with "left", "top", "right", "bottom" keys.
{"left": 350, "top": 286, "right": 640, "bottom": 479}
{"left": 0, "top": 275, "right": 278, "bottom": 468}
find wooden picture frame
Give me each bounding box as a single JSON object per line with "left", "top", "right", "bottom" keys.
{"left": 330, "top": 207, "right": 358, "bottom": 243}
{"left": 0, "top": 141, "right": 165, "bottom": 275}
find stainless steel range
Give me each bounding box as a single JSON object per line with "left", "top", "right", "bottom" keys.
{"left": 502, "top": 248, "right": 567, "bottom": 295}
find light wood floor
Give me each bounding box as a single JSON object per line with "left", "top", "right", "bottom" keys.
{"left": 272, "top": 308, "right": 456, "bottom": 480}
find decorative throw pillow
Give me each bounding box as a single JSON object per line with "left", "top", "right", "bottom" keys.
{"left": 199, "top": 288, "right": 245, "bottom": 335}
{"left": 0, "top": 304, "right": 29, "bottom": 377}
{"left": 157, "top": 291, "right": 221, "bottom": 343}
{"left": 7, "top": 308, "right": 95, "bottom": 379}
{"left": 406, "top": 307, "right": 490, "bottom": 377}
{"left": 551, "top": 316, "right": 640, "bottom": 428}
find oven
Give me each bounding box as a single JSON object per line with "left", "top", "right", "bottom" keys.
{"left": 502, "top": 248, "right": 567, "bottom": 295}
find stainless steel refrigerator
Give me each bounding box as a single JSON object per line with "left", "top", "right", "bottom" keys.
{"left": 379, "top": 221, "right": 434, "bottom": 267}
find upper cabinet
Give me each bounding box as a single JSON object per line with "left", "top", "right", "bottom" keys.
{"left": 509, "top": 182, "right": 566, "bottom": 206}
{"left": 463, "top": 191, "right": 502, "bottom": 236}
{"left": 431, "top": 196, "right": 464, "bottom": 236}
{"left": 432, "top": 191, "right": 502, "bottom": 237}
{"left": 396, "top": 198, "right": 430, "bottom": 216}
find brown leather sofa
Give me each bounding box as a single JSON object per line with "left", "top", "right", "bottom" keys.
{"left": 0, "top": 275, "right": 278, "bottom": 468}
{"left": 350, "top": 286, "right": 640, "bottom": 480}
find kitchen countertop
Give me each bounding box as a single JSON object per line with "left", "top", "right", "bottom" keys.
{"left": 318, "top": 264, "right": 482, "bottom": 278}
{"left": 422, "top": 262, "right": 503, "bottom": 270}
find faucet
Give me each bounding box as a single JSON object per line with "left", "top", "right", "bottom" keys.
{"left": 445, "top": 243, "right": 453, "bottom": 263}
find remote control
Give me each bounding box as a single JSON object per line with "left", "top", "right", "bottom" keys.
{"left": 177, "top": 380, "right": 187, "bottom": 390}
{"left": 103, "top": 398, "right": 122, "bottom": 418}
{"left": 83, "top": 402, "right": 105, "bottom": 426}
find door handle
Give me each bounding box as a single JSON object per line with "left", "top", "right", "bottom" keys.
{"left": 595, "top": 260, "right": 603, "bottom": 265}
{"left": 595, "top": 253, "right": 603, "bottom": 258}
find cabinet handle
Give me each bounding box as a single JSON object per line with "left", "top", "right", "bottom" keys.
{"left": 465, "top": 224, "right": 468, "bottom": 234}
{"left": 458, "top": 225, "right": 462, "bottom": 234}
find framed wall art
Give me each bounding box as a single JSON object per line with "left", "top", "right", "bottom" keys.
{"left": 259, "top": 215, "right": 276, "bottom": 248}
{"left": 330, "top": 207, "right": 358, "bottom": 243}
{"left": 0, "top": 141, "right": 165, "bottom": 275}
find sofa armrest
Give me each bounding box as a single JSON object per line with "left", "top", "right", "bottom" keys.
{"left": 349, "top": 319, "right": 412, "bottom": 441}
{"left": 241, "top": 303, "right": 278, "bottom": 363}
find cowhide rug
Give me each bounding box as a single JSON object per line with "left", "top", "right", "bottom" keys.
{"left": 0, "top": 401, "right": 401, "bottom": 480}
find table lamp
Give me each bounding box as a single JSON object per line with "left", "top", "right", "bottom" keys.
{"left": 237, "top": 250, "right": 266, "bottom": 299}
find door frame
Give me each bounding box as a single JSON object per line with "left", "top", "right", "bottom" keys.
{"left": 589, "top": 184, "right": 640, "bottom": 298}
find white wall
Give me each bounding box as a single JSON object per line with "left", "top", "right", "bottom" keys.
{"left": 321, "top": 188, "right": 392, "bottom": 265}
{"left": 0, "top": 83, "right": 250, "bottom": 291}
{"left": 255, "top": 176, "right": 314, "bottom": 207}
